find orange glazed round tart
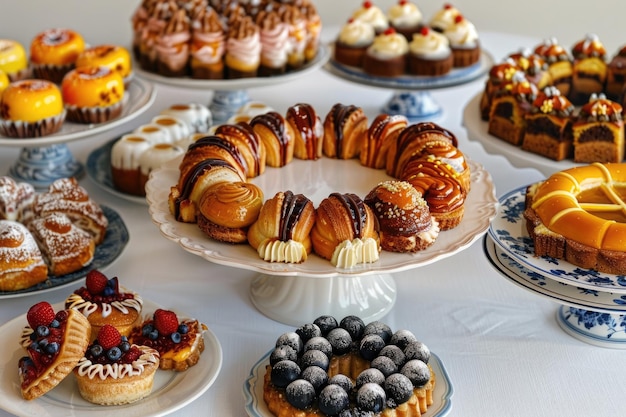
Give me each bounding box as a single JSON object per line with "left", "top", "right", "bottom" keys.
{"left": 18, "top": 301, "right": 91, "bottom": 400}
{"left": 524, "top": 162, "right": 626, "bottom": 274}
{"left": 76, "top": 45, "right": 133, "bottom": 83}
{"left": 30, "top": 28, "right": 85, "bottom": 83}
{"left": 263, "top": 315, "right": 435, "bottom": 417}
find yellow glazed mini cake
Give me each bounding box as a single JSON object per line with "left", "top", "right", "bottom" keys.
{"left": 0, "top": 79, "right": 66, "bottom": 138}
{"left": 66, "top": 270, "right": 143, "bottom": 341}
{"left": 30, "top": 28, "right": 86, "bottom": 83}
{"left": 74, "top": 324, "right": 159, "bottom": 405}
{"left": 0, "top": 70, "right": 9, "bottom": 95}
{"left": 0, "top": 39, "right": 29, "bottom": 81}
{"left": 75, "top": 45, "right": 133, "bottom": 84}
{"left": 61, "top": 65, "right": 126, "bottom": 124}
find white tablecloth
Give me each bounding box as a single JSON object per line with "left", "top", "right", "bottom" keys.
{"left": 0, "top": 31, "right": 623, "bottom": 417}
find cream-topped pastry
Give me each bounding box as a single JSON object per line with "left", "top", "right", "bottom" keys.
{"left": 331, "top": 238, "right": 379, "bottom": 268}
{"left": 160, "top": 103, "right": 212, "bottom": 134}
{"left": 387, "top": 0, "right": 422, "bottom": 37}
{"left": 134, "top": 123, "right": 174, "bottom": 144}
{"left": 409, "top": 27, "right": 451, "bottom": 59}
{"left": 367, "top": 28, "right": 409, "bottom": 60}
{"left": 66, "top": 270, "right": 143, "bottom": 341}
{"left": 256, "top": 9, "right": 290, "bottom": 74}
{"left": 258, "top": 239, "right": 308, "bottom": 263}
{"left": 444, "top": 15, "right": 478, "bottom": 49}
{"left": 150, "top": 114, "right": 192, "bottom": 143}
{"left": 429, "top": 3, "right": 460, "bottom": 32}
{"left": 352, "top": 1, "right": 389, "bottom": 33}
{"left": 338, "top": 18, "right": 375, "bottom": 48}
{"left": 74, "top": 324, "right": 159, "bottom": 405}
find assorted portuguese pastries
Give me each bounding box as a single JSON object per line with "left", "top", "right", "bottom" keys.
{"left": 167, "top": 102, "right": 471, "bottom": 267}
{"left": 131, "top": 0, "right": 322, "bottom": 79}
{"left": 0, "top": 176, "right": 108, "bottom": 291}
{"left": 263, "top": 315, "right": 435, "bottom": 416}
{"left": 524, "top": 162, "right": 626, "bottom": 275}
{"left": 479, "top": 34, "right": 626, "bottom": 163}
{"left": 333, "top": 1, "right": 480, "bottom": 77}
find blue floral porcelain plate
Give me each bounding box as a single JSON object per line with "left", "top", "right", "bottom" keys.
{"left": 484, "top": 235, "right": 626, "bottom": 314}
{"left": 488, "top": 186, "right": 626, "bottom": 294}
{"left": 0, "top": 206, "right": 129, "bottom": 298}
{"left": 243, "top": 350, "right": 454, "bottom": 417}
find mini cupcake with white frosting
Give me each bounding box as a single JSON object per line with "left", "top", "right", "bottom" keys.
{"left": 444, "top": 14, "right": 480, "bottom": 67}
{"left": 363, "top": 28, "right": 409, "bottom": 77}
{"left": 407, "top": 27, "right": 453, "bottom": 76}
{"left": 351, "top": 1, "right": 389, "bottom": 34}
{"left": 334, "top": 18, "right": 376, "bottom": 67}
{"left": 387, "top": 0, "right": 423, "bottom": 40}
{"left": 429, "top": 3, "right": 460, "bottom": 33}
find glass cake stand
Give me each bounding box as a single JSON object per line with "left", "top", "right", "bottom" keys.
{"left": 145, "top": 155, "right": 497, "bottom": 326}
{"left": 486, "top": 186, "right": 626, "bottom": 348}
{"left": 135, "top": 45, "right": 330, "bottom": 124}
{"left": 325, "top": 49, "right": 493, "bottom": 122}
{"left": 0, "top": 78, "right": 155, "bottom": 189}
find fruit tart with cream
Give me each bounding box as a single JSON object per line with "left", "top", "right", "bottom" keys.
{"left": 18, "top": 301, "right": 91, "bottom": 400}
{"left": 74, "top": 324, "right": 160, "bottom": 405}
{"left": 129, "top": 308, "right": 207, "bottom": 372}
{"left": 65, "top": 270, "right": 143, "bottom": 341}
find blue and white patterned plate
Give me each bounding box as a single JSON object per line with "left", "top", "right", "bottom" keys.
{"left": 0, "top": 206, "right": 129, "bottom": 298}
{"left": 243, "top": 349, "right": 454, "bottom": 417}
{"left": 488, "top": 186, "right": 626, "bottom": 294}
{"left": 484, "top": 235, "right": 626, "bottom": 314}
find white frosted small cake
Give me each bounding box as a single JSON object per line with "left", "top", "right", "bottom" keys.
{"left": 150, "top": 115, "right": 192, "bottom": 143}
{"left": 110, "top": 134, "right": 152, "bottom": 196}
{"left": 160, "top": 103, "right": 212, "bottom": 133}
{"left": 138, "top": 143, "right": 185, "bottom": 193}
{"left": 133, "top": 123, "right": 174, "bottom": 144}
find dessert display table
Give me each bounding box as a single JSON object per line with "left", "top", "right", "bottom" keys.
{"left": 1, "top": 25, "right": 626, "bottom": 417}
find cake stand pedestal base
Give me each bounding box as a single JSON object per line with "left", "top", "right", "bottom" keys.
{"left": 210, "top": 89, "right": 250, "bottom": 124}
{"left": 8, "top": 144, "right": 84, "bottom": 189}
{"left": 556, "top": 305, "right": 626, "bottom": 349}
{"left": 249, "top": 273, "right": 397, "bottom": 326}
{"left": 381, "top": 91, "right": 443, "bottom": 122}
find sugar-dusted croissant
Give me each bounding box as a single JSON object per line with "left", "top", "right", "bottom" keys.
{"left": 311, "top": 193, "right": 380, "bottom": 267}
{"left": 247, "top": 191, "right": 316, "bottom": 263}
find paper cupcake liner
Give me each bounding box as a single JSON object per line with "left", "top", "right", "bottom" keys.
{"left": 65, "top": 93, "right": 128, "bottom": 124}
{"left": 0, "top": 111, "right": 66, "bottom": 138}
{"left": 32, "top": 62, "right": 75, "bottom": 84}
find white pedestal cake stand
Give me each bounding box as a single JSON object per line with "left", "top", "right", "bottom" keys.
{"left": 486, "top": 186, "right": 626, "bottom": 348}
{"left": 146, "top": 155, "right": 497, "bottom": 326}
{"left": 324, "top": 49, "right": 493, "bottom": 122}
{"left": 136, "top": 45, "right": 329, "bottom": 124}
{"left": 0, "top": 78, "right": 155, "bottom": 189}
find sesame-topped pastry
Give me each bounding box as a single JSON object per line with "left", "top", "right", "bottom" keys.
{"left": 572, "top": 93, "right": 624, "bottom": 163}
{"left": 322, "top": 103, "right": 368, "bottom": 159}
{"left": 225, "top": 16, "right": 261, "bottom": 78}
{"left": 256, "top": 8, "right": 290, "bottom": 76}
{"left": 351, "top": 1, "right": 389, "bottom": 34}
{"left": 311, "top": 193, "right": 380, "bottom": 268}
{"left": 363, "top": 28, "right": 409, "bottom": 77}
{"left": 443, "top": 14, "right": 480, "bottom": 67}
{"left": 364, "top": 180, "right": 439, "bottom": 252}
{"left": 387, "top": 0, "right": 423, "bottom": 41}
{"left": 570, "top": 33, "right": 607, "bottom": 105}
{"left": 286, "top": 103, "right": 324, "bottom": 160}
{"left": 360, "top": 114, "right": 408, "bottom": 169}
{"left": 0, "top": 220, "right": 48, "bottom": 292}
{"left": 0, "top": 176, "right": 35, "bottom": 222}
{"left": 247, "top": 191, "right": 316, "bottom": 263}
{"left": 74, "top": 324, "right": 159, "bottom": 405}
{"left": 18, "top": 301, "right": 91, "bottom": 400}
{"left": 28, "top": 213, "right": 95, "bottom": 277}
{"left": 190, "top": 6, "right": 226, "bottom": 79}
{"left": 32, "top": 178, "right": 108, "bottom": 245}
{"left": 156, "top": 8, "right": 191, "bottom": 77}
{"left": 522, "top": 86, "right": 575, "bottom": 161}
{"left": 66, "top": 270, "right": 143, "bottom": 341}
{"left": 334, "top": 17, "right": 375, "bottom": 68}
{"left": 429, "top": 3, "right": 460, "bottom": 33}
{"left": 129, "top": 308, "right": 207, "bottom": 372}
{"left": 407, "top": 26, "right": 453, "bottom": 76}
{"left": 533, "top": 38, "right": 573, "bottom": 97}
{"left": 488, "top": 71, "right": 539, "bottom": 146}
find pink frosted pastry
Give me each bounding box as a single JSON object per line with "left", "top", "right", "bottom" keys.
{"left": 156, "top": 8, "right": 191, "bottom": 77}
{"left": 190, "top": 7, "right": 225, "bottom": 79}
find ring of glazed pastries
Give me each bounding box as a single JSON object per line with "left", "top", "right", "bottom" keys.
{"left": 524, "top": 162, "right": 626, "bottom": 274}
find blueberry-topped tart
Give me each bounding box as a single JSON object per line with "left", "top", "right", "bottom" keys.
{"left": 74, "top": 324, "right": 160, "bottom": 405}
{"left": 263, "top": 315, "right": 435, "bottom": 416}
{"left": 18, "top": 301, "right": 91, "bottom": 400}
{"left": 129, "top": 308, "right": 207, "bottom": 372}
